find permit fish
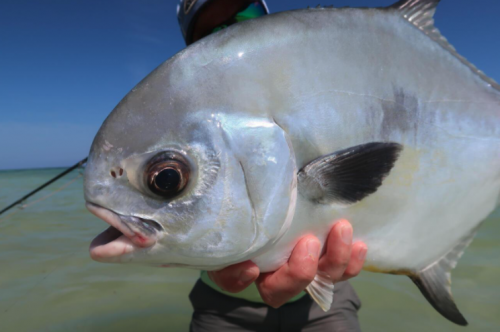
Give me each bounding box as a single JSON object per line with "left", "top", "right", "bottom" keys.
{"left": 84, "top": 0, "right": 500, "bottom": 326}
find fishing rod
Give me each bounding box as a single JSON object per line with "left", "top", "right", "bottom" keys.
{"left": 0, "top": 157, "right": 88, "bottom": 216}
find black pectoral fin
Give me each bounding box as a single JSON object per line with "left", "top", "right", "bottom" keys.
{"left": 298, "top": 142, "right": 402, "bottom": 205}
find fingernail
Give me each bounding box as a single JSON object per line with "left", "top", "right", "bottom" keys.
{"left": 239, "top": 267, "right": 259, "bottom": 283}
{"left": 307, "top": 239, "right": 321, "bottom": 259}
{"left": 341, "top": 224, "right": 352, "bottom": 245}
{"left": 358, "top": 247, "right": 367, "bottom": 261}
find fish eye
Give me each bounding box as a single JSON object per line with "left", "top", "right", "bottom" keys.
{"left": 145, "top": 152, "right": 190, "bottom": 198}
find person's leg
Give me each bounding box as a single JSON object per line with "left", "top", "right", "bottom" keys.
{"left": 189, "top": 279, "right": 278, "bottom": 332}
{"left": 279, "top": 281, "right": 362, "bottom": 332}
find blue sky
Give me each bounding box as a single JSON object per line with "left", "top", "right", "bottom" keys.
{"left": 1, "top": 0, "right": 499, "bottom": 170}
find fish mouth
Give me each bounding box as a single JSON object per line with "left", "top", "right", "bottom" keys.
{"left": 86, "top": 202, "right": 163, "bottom": 262}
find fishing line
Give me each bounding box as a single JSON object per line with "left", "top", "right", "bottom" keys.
{"left": 23, "top": 172, "right": 83, "bottom": 208}
{"left": 1, "top": 160, "right": 89, "bottom": 316}
{"left": 0, "top": 157, "right": 88, "bottom": 216}
{"left": 1, "top": 166, "right": 89, "bottom": 316}
{"left": 0, "top": 171, "right": 84, "bottom": 222}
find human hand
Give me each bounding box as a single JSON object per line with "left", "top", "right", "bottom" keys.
{"left": 207, "top": 219, "right": 367, "bottom": 308}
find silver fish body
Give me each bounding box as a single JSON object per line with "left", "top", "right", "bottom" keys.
{"left": 84, "top": 1, "right": 500, "bottom": 325}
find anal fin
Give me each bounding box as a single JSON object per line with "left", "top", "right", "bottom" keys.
{"left": 409, "top": 228, "right": 478, "bottom": 326}
{"left": 305, "top": 271, "right": 334, "bottom": 311}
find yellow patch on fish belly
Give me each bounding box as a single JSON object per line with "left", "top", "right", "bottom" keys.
{"left": 382, "top": 147, "right": 421, "bottom": 187}
{"left": 363, "top": 265, "right": 413, "bottom": 276}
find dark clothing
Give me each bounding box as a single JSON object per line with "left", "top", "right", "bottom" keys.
{"left": 189, "top": 279, "right": 362, "bottom": 332}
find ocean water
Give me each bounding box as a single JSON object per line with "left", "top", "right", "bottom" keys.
{"left": 0, "top": 168, "right": 499, "bottom": 332}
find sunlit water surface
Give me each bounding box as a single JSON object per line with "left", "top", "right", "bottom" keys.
{"left": 0, "top": 169, "right": 499, "bottom": 331}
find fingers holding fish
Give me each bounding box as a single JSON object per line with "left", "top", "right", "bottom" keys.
{"left": 339, "top": 241, "right": 368, "bottom": 281}
{"left": 255, "top": 235, "right": 321, "bottom": 308}
{"left": 208, "top": 221, "right": 366, "bottom": 309}
{"left": 318, "top": 220, "right": 356, "bottom": 283}
{"left": 207, "top": 261, "right": 260, "bottom": 293}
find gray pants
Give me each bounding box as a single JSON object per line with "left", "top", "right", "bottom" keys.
{"left": 189, "top": 279, "right": 362, "bottom": 332}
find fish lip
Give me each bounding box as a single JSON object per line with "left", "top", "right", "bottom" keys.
{"left": 86, "top": 202, "right": 163, "bottom": 253}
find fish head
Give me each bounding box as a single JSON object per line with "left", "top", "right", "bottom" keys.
{"left": 84, "top": 51, "right": 297, "bottom": 269}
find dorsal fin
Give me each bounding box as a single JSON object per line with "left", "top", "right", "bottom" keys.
{"left": 409, "top": 227, "right": 478, "bottom": 326}
{"left": 390, "top": 0, "right": 439, "bottom": 28}
{"left": 388, "top": 0, "right": 500, "bottom": 92}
